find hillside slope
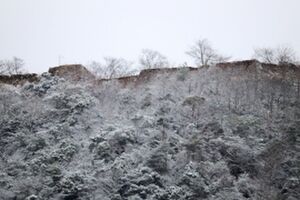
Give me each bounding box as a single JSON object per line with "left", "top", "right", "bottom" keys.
{"left": 0, "top": 61, "right": 299, "bottom": 200}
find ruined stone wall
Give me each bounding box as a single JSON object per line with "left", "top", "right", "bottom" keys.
{"left": 48, "top": 64, "right": 96, "bottom": 81}
{"left": 0, "top": 74, "right": 39, "bottom": 86}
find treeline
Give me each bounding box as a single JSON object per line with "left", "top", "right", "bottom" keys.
{"left": 1, "top": 38, "right": 299, "bottom": 78}
{"left": 0, "top": 57, "right": 25, "bottom": 75}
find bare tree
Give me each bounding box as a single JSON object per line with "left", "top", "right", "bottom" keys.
{"left": 186, "top": 38, "right": 230, "bottom": 67}
{"left": 0, "top": 57, "right": 25, "bottom": 75}
{"left": 88, "top": 57, "right": 132, "bottom": 79}
{"left": 139, "top": 49, "right": 169, "bottom": 69}
{"left": 275, "top": 45, "right": 296, "bottom": 64}
{"left": 253, "top": 45, "right": 297, "bottom": 64}
{"left": 88, "top": 61, "right": 104, "bottom": 78}
{"left": 253, "top": 47, "right": 275, "bottom": 64}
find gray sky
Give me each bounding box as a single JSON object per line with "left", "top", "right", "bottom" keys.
{"left": 0, "top": 0, "right": 299, "bottom": 73}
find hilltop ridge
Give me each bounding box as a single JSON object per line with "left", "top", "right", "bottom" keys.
{"left": 0, "top": 60, "right": 299, "bottom": 86}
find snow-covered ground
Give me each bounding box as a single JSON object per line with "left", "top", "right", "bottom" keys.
{"left": 0, "top": 62, "right": 299, "bottom": 199}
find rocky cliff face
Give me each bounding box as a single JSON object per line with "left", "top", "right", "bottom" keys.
{"left": 0, "top": 61, "right": 299, "bottom": 200}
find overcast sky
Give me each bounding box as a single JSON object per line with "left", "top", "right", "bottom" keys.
{"left": 0, "top": 0, "right": 299, "bottom": 73}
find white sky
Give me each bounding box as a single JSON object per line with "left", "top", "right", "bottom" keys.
{"left": 0, "top": 0, "right": 299, "bottom": 73}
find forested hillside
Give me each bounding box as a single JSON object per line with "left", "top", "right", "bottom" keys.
{"left": 0, "top": 60, "right": 299, "bottom": 200}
